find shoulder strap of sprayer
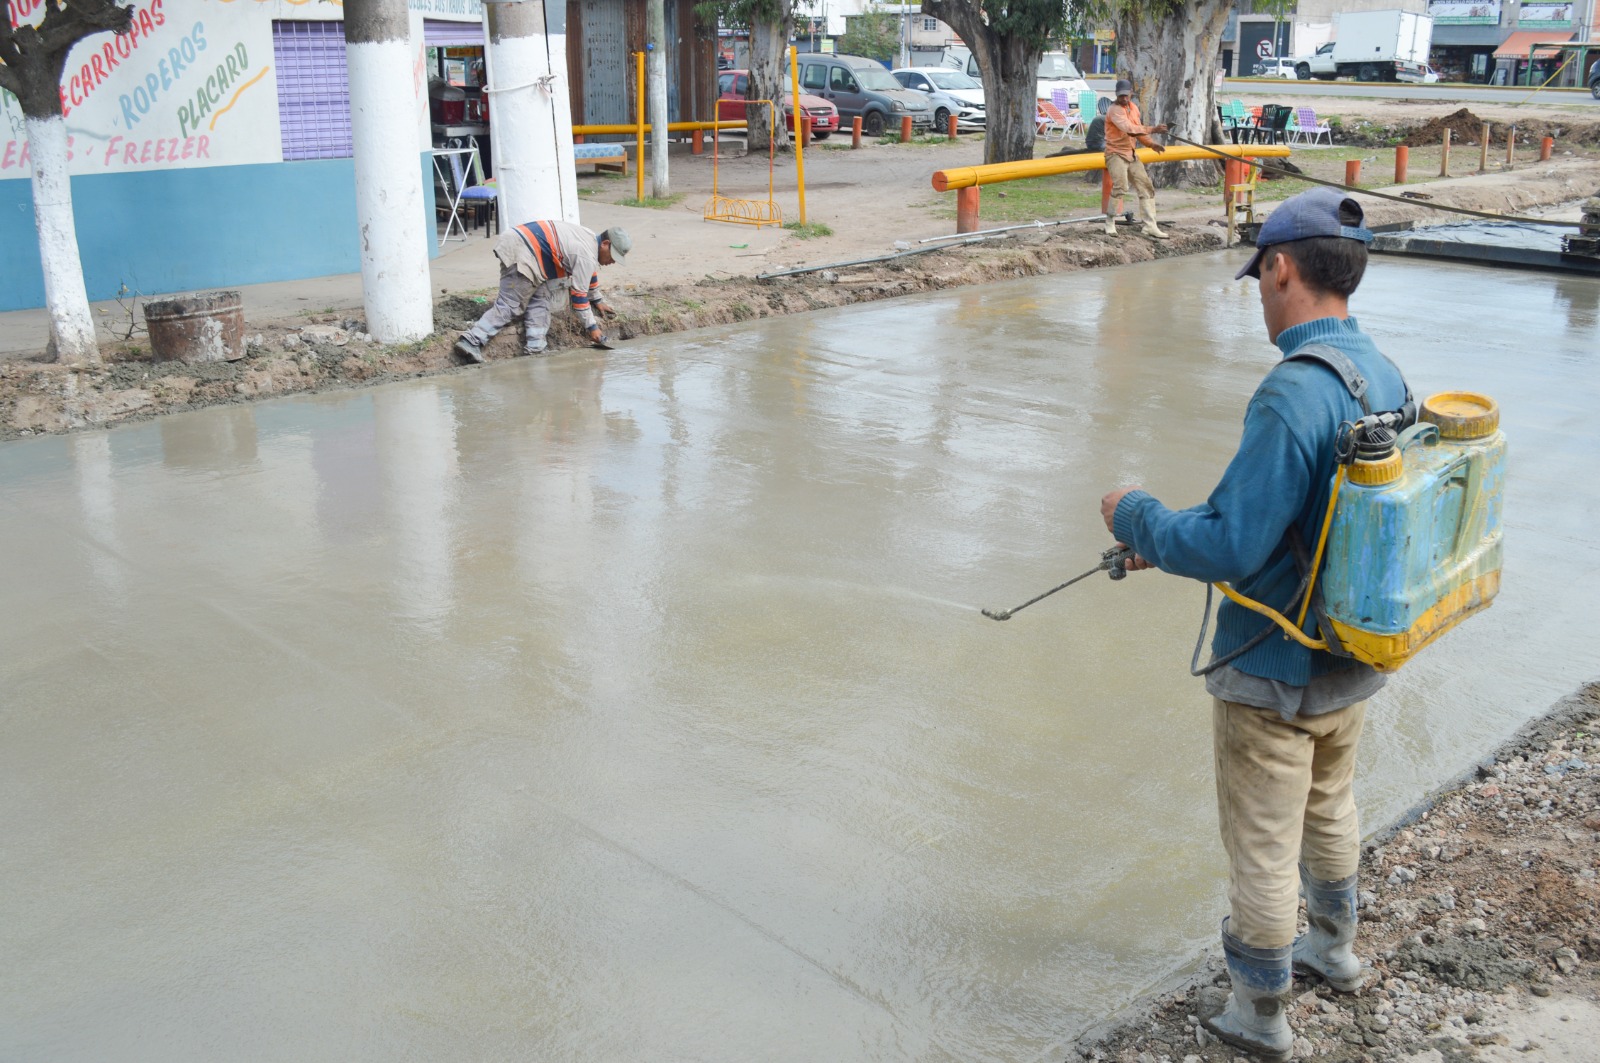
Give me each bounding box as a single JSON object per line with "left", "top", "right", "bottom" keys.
{"left": 1284, "top": 342, "right": 1417, "bottom": 424}
{"left": 1193, "top": 345, "right": 1416, "bottom": 675}
{"left": 1277, "top": 343, "right": 1414, "bottom": 659}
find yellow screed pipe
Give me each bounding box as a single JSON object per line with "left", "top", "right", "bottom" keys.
{"left": 931, "top": 144, "right": 1292, "bottom": 192}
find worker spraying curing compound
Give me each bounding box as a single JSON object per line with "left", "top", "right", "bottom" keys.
{"left": 984, "top": 189, "right": 1505, "bottom": 1062}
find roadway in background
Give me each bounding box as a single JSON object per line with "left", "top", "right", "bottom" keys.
{"left": 1085, "top": 76, "right": 1599, "bottom": 108}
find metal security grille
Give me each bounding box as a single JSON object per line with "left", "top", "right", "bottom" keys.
{"left": 273, "top": 21, "right": 352, "bottom": 161}
{"left": 423, "top": 19, "right": 485, "bottom": 48}
{"left": 578, "top": 0, "right": 628, "bottom": 126}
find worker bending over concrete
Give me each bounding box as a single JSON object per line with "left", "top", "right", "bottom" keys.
{"left": 455, "top": 222, "right": 630, "bottom": 364}
{"left": 1100, "top": 189, "right": 1409, "bottom": 1061}
{"left": 1103, "top": 79, "right": 1169, "bottom": 240}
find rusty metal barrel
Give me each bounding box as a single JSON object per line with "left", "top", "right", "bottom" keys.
{"left": 143, "top": 290, "right": 246, "bottom": 362}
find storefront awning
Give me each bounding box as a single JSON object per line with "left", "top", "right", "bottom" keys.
{"left": 1493, "top": 29, "right": 1573, "bottom": 60}
{"left": 1432, "top": 25, "right": 1509, "bottom": 48}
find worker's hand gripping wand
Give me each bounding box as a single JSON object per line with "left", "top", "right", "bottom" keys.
{"left": 981, "top": 545, "right": 1135, "bottom": 621}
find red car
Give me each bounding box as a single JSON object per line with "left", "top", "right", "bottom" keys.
{"left": 716, "top": 70, "right": 839, "bottom": 139}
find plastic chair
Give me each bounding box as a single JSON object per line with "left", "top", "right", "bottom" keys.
{"left": 457, "top": 147, "right": 499, "bottom": 234}
{"left": 1296, "top": 107, "right": 1332, "bottom": 146}
{"left": 1257, "top": 104, "right": 1293, "bottom": 145}
{"left": 1035, "top": 100, "right": 1072, "bottom": 140}
{"left": 1050, "top": 89, "right": 1084, "bottom": 140}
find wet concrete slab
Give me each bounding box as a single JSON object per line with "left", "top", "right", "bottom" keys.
{"left": 3, "top": 252, "right": 1598, "bottom": 1061}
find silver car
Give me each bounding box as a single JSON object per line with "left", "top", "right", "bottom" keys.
{"left": 892, "top": 68, "right": 986, "bottom": 130}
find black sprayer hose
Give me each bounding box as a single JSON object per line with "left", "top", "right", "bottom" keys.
{"left": 1189, "top": 581, "right": 1294, "bottom": 677}
{"left": 1166, "top": 132, "right": 1585, "bottom": 230}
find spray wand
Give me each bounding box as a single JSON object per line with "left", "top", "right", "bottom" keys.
{"left": 981, "top": 545, "right": 1134, "bottom": 621}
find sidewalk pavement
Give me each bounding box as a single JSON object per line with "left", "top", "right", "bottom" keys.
{"left": 0, "top": 198, "right": 805, "bottom": 360}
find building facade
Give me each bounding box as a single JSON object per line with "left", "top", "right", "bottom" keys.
{"left": 1, "top": 0, "right": 718, "bottom": 314}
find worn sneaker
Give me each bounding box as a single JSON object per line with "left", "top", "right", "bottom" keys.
{"left": 453, "top": 335, "right": 485, "bottom": 364}
{"left": 523, "top": 341, "right": 549, "bottom": 357}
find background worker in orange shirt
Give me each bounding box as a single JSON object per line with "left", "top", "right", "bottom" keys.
{"left": 1103, "top": 78, "right": 1170, "bottom": 240}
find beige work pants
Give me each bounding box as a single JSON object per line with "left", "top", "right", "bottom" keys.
{"left": 1213, "top": 697, "right": 1366, "bottom": 948}
{"left": 1105, "top": 153, "right": 1156, "bottom": 203}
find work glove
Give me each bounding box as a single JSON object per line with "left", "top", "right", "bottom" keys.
{"left": 595, "top": 302, "right": 618, "bottom": 320}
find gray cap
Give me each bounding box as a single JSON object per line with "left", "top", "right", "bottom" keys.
{"left": 1235, "top": 187, "right": 1373, "bottom": 280}
{"left": 602, "top": 227, "right": 631, "bottom": 260}
{"left": 1114, "top": 79, "right": 1134, "bottom": 96}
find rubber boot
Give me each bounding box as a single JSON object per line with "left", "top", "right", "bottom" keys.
{"left": 454, "top": 333, "right": 486, "bottom": 364}
{"left": 1139, "top": 199, "right": 1170, "bottom": 240}
{"left": 1201, "top": 919, "right": 1293, "bottom": 1063}
{"left": 1103, "top": 211, "right": 1118, "bottom": 236}
{"left": 1294, "top": 867, "right": 1365, "bottom": 992}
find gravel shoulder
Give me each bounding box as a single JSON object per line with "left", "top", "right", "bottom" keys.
{"left": 1080, "top": 683, "right": 1600, "bottom": 1063}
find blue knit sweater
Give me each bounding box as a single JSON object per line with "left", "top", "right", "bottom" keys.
{"left": 1112, "top": 316, "right": 1409, "bottom": 686}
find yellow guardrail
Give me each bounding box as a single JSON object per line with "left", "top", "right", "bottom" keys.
{"left": 931, "top": 144, "right": 1292, "bottom": 192}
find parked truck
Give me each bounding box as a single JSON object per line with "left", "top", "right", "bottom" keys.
{"left": 1294, "top": 10, "right": 1434, "bottom": 83}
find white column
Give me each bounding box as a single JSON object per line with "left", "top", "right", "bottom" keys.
{"left": 345, "top": 0, "right": 433, "bottom": 343}
{"left": 647, "top": 0, "right": 670, "bottom": 199}
{"left": 28, "top": 116, "right": 99, "bottom": 363}
{"left": 485, "top": 0, "right": 579, "bottom": 225}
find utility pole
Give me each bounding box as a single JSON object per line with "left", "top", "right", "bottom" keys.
{"left": 485, "top": 0, "right": 580, "bottom": 224}
{"left": 647, "top": 0, "right": 669, "bottom": 199}
{"left": 344, "top": 0, "right": 432, "bottom": 343}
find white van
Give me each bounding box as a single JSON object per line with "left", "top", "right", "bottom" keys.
{"left": 943, "top": 47, "right": 1091, "bottom": 102}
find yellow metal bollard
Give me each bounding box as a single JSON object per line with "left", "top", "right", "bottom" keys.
{"left": 789, "top": 45, "right": 808, "bottom": 225}
{"left": 635, "top": 50, "right": 645, "bottom": 201}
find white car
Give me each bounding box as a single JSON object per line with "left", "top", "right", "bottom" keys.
{"left": 892, "top": 67, "right": 986, "bottom": 129}
{"left": 1397, "top": 64, "right": 1442, "bottom": 84}
{"left": 1253, "top": 58, "right": 1301, "bottom": 79}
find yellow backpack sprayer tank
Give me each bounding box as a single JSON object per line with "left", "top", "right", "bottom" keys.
{"left": 1315, "top": 392, "right": 1505, "bottom": 671}
{"left": 1208, "top": 362, "right": 1506, "bottom": 672}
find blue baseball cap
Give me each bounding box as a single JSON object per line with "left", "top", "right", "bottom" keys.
{"left": 1235, "top": 186, "right": 1373, "bottom": 280}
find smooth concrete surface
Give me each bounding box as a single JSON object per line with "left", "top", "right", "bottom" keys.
{"left": 3, "top": 255, "right": 1598, "bottom": 1061}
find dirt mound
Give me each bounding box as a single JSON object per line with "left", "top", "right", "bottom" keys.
{"left": 434, "top": 293, "right": 491, "bottom": 330}
{"left": 1402, "top": 107, "right": 1600, "bottom": 149}
{"left": 1404, "top": 108, "right": 1496, "bottom": 148}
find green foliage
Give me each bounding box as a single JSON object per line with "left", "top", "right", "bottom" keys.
{"left": 618, "top": 194, "right": 686, "bottom": 209}
{"left": 783, "top": 221, "right": 834, "bottom": 239}
{"left": 838, "top": 11, "right": 900, "bottom": 62}
{"left": 694, "top": 0, "right": 798, "bottom": 29}
{"left": 933, "top": 175, "right": 1105, "bottom": 222}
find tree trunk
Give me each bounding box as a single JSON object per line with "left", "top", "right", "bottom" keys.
{"left": 27, "top": 116, "right": 100, "bottom": 363}
{"left": 745, "top": 15, "right": 792, "bottom": 153}
{"left": 0, "top": 0, "right": 135, "bottom": 364}
{"left": 922, "top": 1, "right": 1045, "bottom": 164}
{"left": 1113, "top": 0, "right": 1231, "bottom": 187}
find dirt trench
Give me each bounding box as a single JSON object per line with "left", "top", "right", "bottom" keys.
{"left": 3, "top": 163, "right": 1598, "bottom": 442}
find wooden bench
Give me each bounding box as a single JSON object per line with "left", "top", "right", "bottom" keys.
{"left": 573, "top": 142, "right": 628, "bottom": 175}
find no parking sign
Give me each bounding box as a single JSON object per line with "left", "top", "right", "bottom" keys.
{"left": 1257, "top": 39, "right": 1274, "bottom": 60}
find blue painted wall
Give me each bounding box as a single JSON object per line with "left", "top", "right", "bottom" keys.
{"left": 0, "top": 155, "right": 438, "bottom": 313}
